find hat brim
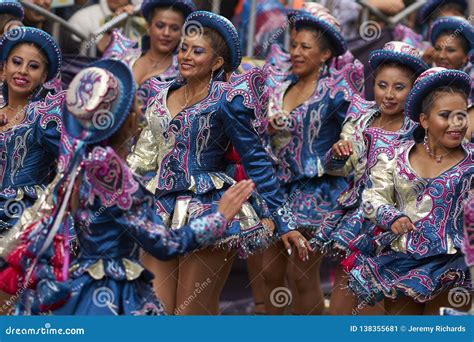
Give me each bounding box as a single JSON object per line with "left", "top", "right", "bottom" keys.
{"left": 417, "top": 0, "right": 467, "bottom": 25}
{"left": 0, "top": 3, "right": 23, "bottom": 20}
{"left": 405, "top": 69, "right": 471, "bottom": 122}
{"left": 294, "top": 15, "right": 347, "bottom": 56}
{"left": 0, "top": 27, "right": 61, "bottom": 81}
{"left": 141, "top": 0, "right": 195, "bottom": 21}
{"left": 368, "top": 50, "right": 429, "bottom": 76}
{"left": 185, "top": 11, "right": 241, "bottom": 71}
{"left": 430, "top": 17, "right": 474, "bottom": 51}
{"left": 63, "top": 59, "right": 135, "bottom": 145}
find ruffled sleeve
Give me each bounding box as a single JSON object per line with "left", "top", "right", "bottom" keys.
{"left": 220, "top": 68, "right": 296, "bottom": 235}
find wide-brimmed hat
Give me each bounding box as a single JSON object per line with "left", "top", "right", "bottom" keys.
{"left": 63, "top": 59, "right": 135, "bottom": 145}
{"left": 0, "top": 0, "right": 23, "bottom": 20}
{"left": 416, "top": 0, "right": 468, "bottom": 25}
{"left": 141, "top": 0, "right": 196, "bottom": 22}
{"left": 429, "top": 16, "right": 474, "bottom": 52}
{"left": 0, "top": 27, "right": 61, "bottom": 81}
{"left": 293, "top": 12, "right": 347, "bottom": 56}
{"left": 369, "top": 41, "right": 429, "bottom": 76}
{"left": 183, "top": 11, "right": 241, "bottom": 72}
{"left": 404, "top": 67, "right": 471, "bottom": 121}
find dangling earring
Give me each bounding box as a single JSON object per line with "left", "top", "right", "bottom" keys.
{"left": 423, "top": 128, "right": 429, "bottom": 145}
{"left": 208, "top": 69, "right": 214, "bottom": 92}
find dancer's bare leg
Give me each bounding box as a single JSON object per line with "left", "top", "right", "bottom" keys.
{"left": 209, "top": 249, "right": 236, "bottom": 314}
{"left": 385, "top": 296, "right": 424, "bottom": 315}
{"left": 247, "top": 251, "right": 267, "bottom": 314}
{"left": 289, "top": 250, "right": 324, "bottom": 315}
{"left": 142, "top": 253, "right": 178, "bottom": 315}
{"left": 328, "top": 264, "right": 357, "bottom": 315}
{"left": 262, "top": 242, "right": 289, "bottom": 315}
{"left": 176, "top": 247, "right": 228, "bottom": 315}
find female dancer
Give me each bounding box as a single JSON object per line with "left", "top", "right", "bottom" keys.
{"left": 0, "top": 59, "right": 256, "bottom": 315}
{"left": 349, "top": 67, "right": 472, "bottom": 315}
{"left": 128, "top": 11, "right": 309, "bottom": 315}
{"left": 0, "top": 26, "right": 62, "bottom": 232}
{"left": 0, "top": 26, "right": 62, "bottom": 313}
{"left": 430, "top": 16, "right": 473, "bottom": 105}
{"left": 312, "top": 41, "right": 429, "bottom": 315}
{"left": 103, "top": 0, "right": 196, "bottom": 121}
{"left": 262, "top": 11, "right": 362, "bottom": 315}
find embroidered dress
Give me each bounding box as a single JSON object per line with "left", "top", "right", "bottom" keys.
{"left": 266, "top": 61, "right": 363, "bottom": 232}
{"left": 349, "top": 141, "right": 473, "bottom": 304}
{"left": 0, "top": 93, "right": 63, "bottom": 231}
{"left": 312, "top": 94, "right": 417, "bottom": 255}
{"left": 128, "top": 68, "right": 296, "bottom": 257}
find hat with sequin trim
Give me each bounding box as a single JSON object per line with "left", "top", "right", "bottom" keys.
{"left": 293, "top": 12, "right": 347, "bottom": 56}
{"left": 429, "top": 16, "right": 474, "bottom": 52}
{"left": 416, "top": 0, "right": 467, "bottom": 25}
{"left": 63, "top": 59, "right": 135, "bottom": 145}
{"left": 183, "top": 11, "right": 241, "bottom": 72}
{"left": 0, "top": 0, "right": 23, "bottom": 20}
{"left": 369, "top": 41, "right": 429, "bottom": 76}
{"left": 141, "top": 0, "right": 196, "bottom": 21}
{"left": 405, "top": 67, "right": 471, "bottom": 122}
{"left": 0, "top": 27, "right": 61, "bottom": 81}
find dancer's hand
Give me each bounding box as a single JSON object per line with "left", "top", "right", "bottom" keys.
{"left": 281, "top": 231, "right": 313, "bottom": 261}
{"left": 390, "top": 217, "right": 415, "bottom": 235}
{"left": 0, "top": 113, "right": 7, "bottom": 126}
{"left": 218, "top": 180, "right": 255, "bottom": 221}
{"left": 332, "top": 139, "right": 352, "bottom": 159}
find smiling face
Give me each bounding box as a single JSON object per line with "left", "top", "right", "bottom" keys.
{"left": 433, "top": 34, "right": 469, "bottom": 70}
{"left": 177, "top": 34, "right": 223, "bottom": 83}
{"left": 3, "top": 43, "right": 48, "bottom": 99}
{"left": 148, "top": 7, "right": 184, "bottom": 54}
{"left": 289, "top": 29, "right": 331, "bottom": 78}
{"left": 374, "top": 64, "right": 414, "bottom": 117}
{"left": 420, "top": 91, "right": 468, "bottom": 149}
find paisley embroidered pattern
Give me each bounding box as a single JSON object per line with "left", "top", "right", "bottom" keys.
{"left": 84, "top": 146, "right": 139, "bottom": 210}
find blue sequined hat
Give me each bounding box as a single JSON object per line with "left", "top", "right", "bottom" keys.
{"left": 416, "top": 0, "right": 467, "bottom": 25}
{"left": 0, "top": 0, "right": 23, "bottom": 20}
{"left": 405, "top": 67, "right": 471, "bottom": 122}
{"left": 293, "top": 12, "right": 347, "bottom": 56}
{"left": 184, "top": 11, "right": 242, "bottom": 72}
{"left": 369, "top": 41, "right": 429, "bottom": 76}
{"left": 0, "top": 27, "right": 61, "bottom": 81}
{"left": 141, "top": 0, "right": 196, "bottom": 21}
{"left": 63, "top": 59, "right": 135, "bottom": 145}
{"left": 429, "top": 16, "right": 474, "bottom": 52}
